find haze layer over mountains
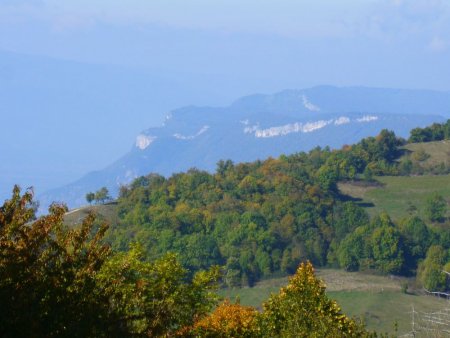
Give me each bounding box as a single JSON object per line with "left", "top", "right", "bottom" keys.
{"left": 2, "top": 0, "right": 450, "bottom": 207}
{"left": 38, "top": 86, "right": 450, "bottom": 209}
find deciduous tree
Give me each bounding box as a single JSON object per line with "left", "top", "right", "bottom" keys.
{"left": 258, "top": 261, "right": 374, "bottom": 337}
{"left": 425, "top": 193, "right": 447, "bottom": 223}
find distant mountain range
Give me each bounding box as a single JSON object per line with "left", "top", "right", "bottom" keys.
{"left": 38, "top": 86, "right": 450, "bottom": 210}
{"left": 0, "top": 49, "right": 243, "bottom": 202}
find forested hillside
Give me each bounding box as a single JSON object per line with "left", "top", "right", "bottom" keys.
{"left": 108, "top": 121, "right": 450, "bottom": 289}
{"left": 0, "top": 188, "right": 374, "bottom": 337}
{"left": 2, "top": 120, "right": 449, "bottom": 336}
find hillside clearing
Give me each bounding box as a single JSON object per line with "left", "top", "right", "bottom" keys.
{"left": 63, "top": 202, "right": 118, "bottom": 227}
{"left": 339, "top": 175, "right": 450, "bottom": 220}
{"left": 403, "top": 140, "right": 450, "bottom": 168}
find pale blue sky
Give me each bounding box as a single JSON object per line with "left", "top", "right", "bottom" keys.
{"left": 1, "top": 0, "right": 449, "bottom": 83}
{"left": 1, "top": 0, "right": 450, "bottom": 202}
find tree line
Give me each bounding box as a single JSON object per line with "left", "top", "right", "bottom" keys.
{"left": 409, "top": 119, "right": 450, "bottom": 143}
{"left": 86, "top": 187, "right": 112, "bottom": 205}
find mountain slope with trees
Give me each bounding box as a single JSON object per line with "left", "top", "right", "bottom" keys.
{"left": 0, "top": 187, "right": 374, "bottom": 337}
{"left": 3, "top": 120, "right": 449, "bottom": 336}
{"left": 39, "top": 86, "right": 450, "bottom": 210}
{"left": 108, "top": 121, "right": 450, "bottom": 289}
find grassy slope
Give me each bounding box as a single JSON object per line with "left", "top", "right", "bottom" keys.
{"left": 403, "top": 140, "right": 450, "bottom": 167}
{"left": 63, "top": 202, "right": 119, "bottom": 227}
{"left": 339, "top": 175, "right": 450, "bottom": 220}
{"left": 219, "top": 269, "right": 449, "bottom": 335}
{"left": 339, "top": 141, "right": 450, "bottom": 220}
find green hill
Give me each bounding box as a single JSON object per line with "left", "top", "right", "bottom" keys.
{"left": 59, "top": 137, "right": 450, "bottom": 336}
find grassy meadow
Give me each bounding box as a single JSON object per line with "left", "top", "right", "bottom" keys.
{"left": 339, "top": 140, "right": 450, "bottom": 220}
{"left": 403, "top": 140, "right": 450, "bottom": 168}
{"left": 63, "top": 202, "right": 119, "bottom": 227}
{"left": 338, "top": 175, "right": 450, "bottom": 221}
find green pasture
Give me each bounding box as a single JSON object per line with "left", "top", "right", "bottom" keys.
{"left": 339, "top": 175, "right": 450, "bottom": 221}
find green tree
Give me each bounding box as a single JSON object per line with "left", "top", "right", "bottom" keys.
{"left": 86, "top": 191, "right": 95, "bottom": 205}
{"left": 95, "top": 187, "right": 111, "bottom": 204}
{"left": 0, "top": 186, "right": 112, "bottom": 337}
{"left": 417, "top": 245, "right": 448, "bottom": 292}
{"left": 259, "top": 261, "right": 374, "bottom": 337}
{"left": 399, "top": 216, "right": 430, "bottom": 270}
{"left": 337, "top": 226, "right": 370, "bottom": 272}
{"left": 0, "top": 186, "right": 219, "bottom": 337}
{"left": 444, "top": 119, "right": 450, "bottom": 139}
{"left": 409, "top": 127, "right": 432, "bottom": 143}
{"left": 425, "top": 193, "right": 447, "bottom": 223}
{"left": 370, "top": 224, "right": 404, "bottom": 274}
{"left": 375, "top": 129, "right": 400, "bottom": 162}
{"left": 96, "top": 244, "right": 219, "bottom": 336}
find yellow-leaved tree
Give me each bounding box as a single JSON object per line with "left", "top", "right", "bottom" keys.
{"left": 259, "top": 261, "right": 378, "bottom": 337}
{"left": 0, "top": 186, "right": 219, "bottom": 338}
{"left": 187, "top": 261, "right": 379, "bottom": 337}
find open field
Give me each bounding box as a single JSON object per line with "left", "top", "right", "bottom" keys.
{"left": 63, "top": 202, "right": 119, "bottom": 227}
{"left": 330, "top": 291, "right": 449, "bottom": 336}
{"left": 403, "top": 140, "right": 450, "bottom": 168}
{"left": 218, "top": 269, "right": 449, "bottom": 336}
{"left": 220, "top": 269, "right": 404, "bottom": 306}
{"left": 338, "top": 175, "right": 450, "bottom": 221}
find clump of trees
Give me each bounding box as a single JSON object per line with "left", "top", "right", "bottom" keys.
{"left": 0, "top": 187, "right": 376, "bottom": 337}
{"left": 3, "top": 121, "right": 448, "bottom": 335}
{"left": 409, "top": 119, "right": 450, "bottom": 143}
{"left": 86, "top": 187, "right": 111, "bottom": 205}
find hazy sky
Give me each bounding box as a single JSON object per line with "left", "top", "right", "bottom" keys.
{"left": 1, "top": 0, "right": 450, "bottom": 90}
{"left": 1, "top": 0, "right": 450, "bottom": 202}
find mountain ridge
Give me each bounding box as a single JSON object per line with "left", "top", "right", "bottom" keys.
{"left": 38, "top": 86, "right": 450, "bottom": 210}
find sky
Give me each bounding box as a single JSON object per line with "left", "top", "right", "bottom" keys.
{"left": 1, "top": 0, "right": 450, "bottom": 89}
{"left": 1, "top": 0, "right": 450, "bottom": 202}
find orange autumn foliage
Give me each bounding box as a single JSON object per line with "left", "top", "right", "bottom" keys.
{"left": 190, "top": 300, "right": 259, "bottom": 337}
